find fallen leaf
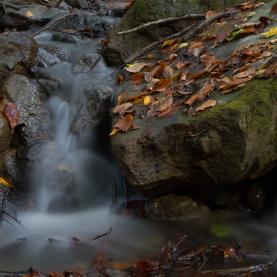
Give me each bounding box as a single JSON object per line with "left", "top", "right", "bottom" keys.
{"left": 178, "top": 42, "right": 188, "bottom": 48}
{"left": 0, "top": 177, "right": 13, "bottom": 188}
{"left": 205, "top": 10, "right": 218, "bottom": 20}
{"left": 224, "top": 247, "right": 237, "bottom": 259}
{"left": 233, "top": 67, "right": 256, "bottom": 79}
{"left": 152, "top": 79, "right": 172, "bottom": 92}
{"left": 196, "top": 99, "right": 217, "bottom": 112}
{"left": 235, "top": 1, "right": 255, "bottom": 11}
{"left": 26, "top": 10, "right": 34, "bottom": 17}
{"left": 124, "top": 62, "right": 150, "bottom": 73}
{"left": 163, "top": 66, "right": 174, "bottom": 79}
{"left": 112, "top": 102, "right": 133, "bottom": 115}
{"left": 262, "top": 26, "right": 277, "bottom": 38}
{"left": 162, "top": 39, "right": 176, "bottom": 48}
{"left": 2, "top": 102, "right": 19, "bottom": 129}
{"left": 185, "top": 81, "right": 214, "bottom": 106}
{"left": 116, "top": 74, "right": 124, "bottom": 84}
{"left": 131, "top": 72, "right": 145, "bottom": 85}
{"left": 271, "top": 3, "right": 277, "bottom": 13}
{"left": 144, "top": 95, "right": 153, "bottom": 106}
{"left": 113, "top": 114, "right": 139, "bottom": 133}
{"left": 109, "top": 128, "right": 119, "bottom": 136}
{"left": 135, "top": 260, "right": 153, "bottom": 277}
{"left": 188, "top": 41, "right": 205, "bottom": 57}
{"left": 156, "top": 96, "right": 173, "bottom": 112}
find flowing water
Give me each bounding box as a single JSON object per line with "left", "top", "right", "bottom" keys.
{"left": 0, "top": 30, "right": 164, "bottom": 272}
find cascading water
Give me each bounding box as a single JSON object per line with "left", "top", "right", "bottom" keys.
{"left": 0, "top": 31, "right": 163, "bottom": 272}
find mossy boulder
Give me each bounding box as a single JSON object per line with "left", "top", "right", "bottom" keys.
{"left": 111, "top": 79, "right": 277, "bottom": 205}
{"left": 102, "top": 0, "right": 250, "bottom": 65}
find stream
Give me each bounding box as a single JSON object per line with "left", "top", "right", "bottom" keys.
{"left": 0, "top": 2, "right": 277, "bottom": 274}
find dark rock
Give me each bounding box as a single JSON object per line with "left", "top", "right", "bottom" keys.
{"left": 112, "top": 79, "right": 277, "bottom": 202}
{"left": 71, "top": 81, "right": 113, "bottom": 136}
{"left": 0, "top": 33, "right": 38, "bottom": 82}
{"left": 73, "top": 53, "right": 101, "bottom": 73}
{"left": 3, "top": 74, "right": 50, "bottom": 144}
{"left": 145, "top": 194, "right": 210, "bottom": 220}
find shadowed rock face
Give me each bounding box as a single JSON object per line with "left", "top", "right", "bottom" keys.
{"left": 112, "top": 80, "right": 277, "bottom": 204}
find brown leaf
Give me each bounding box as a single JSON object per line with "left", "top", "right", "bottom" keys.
{"left": 163, "top": 66, "right": 174, "bottom": 79}
{"left": 205, "top": 10, "right": 218, "bottom": 20}
{"left": 271, "top": 3, "right": 277, "bottom": 13}
{"left": 156, "top": 96, "right": 173, "bottom": 112}
{"left": 125, "top": 62, "right": 150, "bottom": 73}
{"left": 196, "top": 99, "right": 217, "bottom": 112}
{"left": 233, "top": 67, "right": 256, "bottom": 79}
{"left": 112, "top": 102, "right": 133, "bottom": 115}
{"left": 152, "top": 79, "right": 172, "bottom": 92}
{"left": 116, "top": 74, "right": 124, "bottom": 84}
{"left": 113, "top": 114, "right": 138, "bottom": 133}
{"left": 2, "top": 102, "right": 19, "bottom": 129}
{"left": 188, "top": 41, "right": 205, "bottom": 57}
{"left": 185, "top": 81, "right": 214, "bottom": 106}
{"left": 131, "top": 72, "right": 145, "bottom": 85}
{"left": 135, "top": 260, "right": 153, "bottom": 277}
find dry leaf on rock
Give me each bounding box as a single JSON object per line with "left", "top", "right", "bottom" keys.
{"left": 112, "top": 102, "right": 133, "bottom": 115}
{"left": 195, "top": 99, "right": 217, "bottom": 112}
{"left": 125, "top": 62, "right": 150, "bottom": 73}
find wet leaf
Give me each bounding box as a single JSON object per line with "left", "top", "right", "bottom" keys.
{"left": 178, "top": 42, "right": 188, "bottom": 48}
{"left": 185, "top": 81, "right": 214, "bottom": 106}
{"left": 131, "top": 72, "right": 145, "bottom": 85}
{"left": 152, "top": 79, "right": 172, "bottom": 92}
{"left": 262, "top": 26, "right": 277, "bottom": 38}
{"left": 271, "top": 3, "right": 277, "bottom": 13}
{"left": 2, "top": 102, "right": 19, "bottom": 129}
{"left": 116, "top": 74, "right": 124, "bottom": 84}
{"left": 112, "top": 102, "right": 133, "bottom": 115}
{"left": 233, "top": 67, "right": 256, "bottom": 79}
{"left": 205, "top": 10, "right": 218, "bottom": 20}
{"left": 195, "top": 99, "right": 217, "bottom": 112}
{"left": 188, "top": 41, "right": 205, "bottom": 57}
{"left": 0, "top": 177, "right": 13, "bottom": 188}
{"left": 26, "top": 10, "right": 34, "bottom": 17}
{"left": 113, "top": 114, "right": 139, "bottom": 133}
{"left": 224, "top": 247, "right": 237, "bottom": 259}
{"left": 125, "top": 62, "right": 150, "bottom": 73}
{"left": 144, "top": 95, "right": 153, "bottom": 106}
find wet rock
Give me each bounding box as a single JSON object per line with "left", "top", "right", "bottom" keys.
{"left": 3, "top": 74, "right": 50, "bottom": 144}
{"left": 102, "top": 0, "right": 256, "bottom": 65}
{"left": 145, "top": 194, "right": 210, "bottom": 220}
{"left": 112, "top": 80, "right": 277, "bottom": 203}
{"left": 65, "top": 0, "right": 88, "bottom": 9}
{"left": 36, "top": 45, "right": 69, "bottom": 68}
{"left": 52, "top": 32, "right": 80, "bottom": 43}
{"left": 71, "top": 81, "right": 113, "bottom": 135}
{"left": 0, "top": 33, "right": 38, "bottom": 82}
{"left": 0, "top": 113, "right": 12, "bottom": 153}
{"left": 73, "top": 53, "right": 101, "bottom": 73}
{"left": 2, "top": 149, "right": 18, "bottom": 182}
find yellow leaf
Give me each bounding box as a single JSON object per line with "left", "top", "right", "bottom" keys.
{"left": 144, "top": 96, "right": 153, "bottom": 106}
{"left": 109, "top": 129, "right": 119, "bottom": 136}
{"left": 262, "top": 27, "right": 277, "bottom": 38}
{"left": 178, "top": 42, "right": 188, "bottom": 48}
{"left": 26, "top": 10, "right": 34, "bottom": 17}
{"left": 0, "top": 177, "right": 13, "bottom": 188}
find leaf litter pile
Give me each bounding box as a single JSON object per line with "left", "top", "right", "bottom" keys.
{"left": 111, "top": 1, "right": 277, "bottom": 135}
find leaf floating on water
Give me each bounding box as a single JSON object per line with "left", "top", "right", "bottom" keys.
{"left": 124, "top": 62, "right": 150, "bottom": 73}
{"left": 195, "top": 99, "right": 217, "bottom": 112}
{"left": 3, "top": 102, "right": 19, "bottom": 129}
{"left": 0, "top": 177, "right": 13, "bottom": 188}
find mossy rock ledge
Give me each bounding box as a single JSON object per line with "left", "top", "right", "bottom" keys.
{"left": 111, "top": 79, "right": 277, "bottom": 204}
{"left": 102, "top": 0, "right": 253, "bottom": 65}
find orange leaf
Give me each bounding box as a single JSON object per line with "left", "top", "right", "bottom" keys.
{"left": 113, "top": 114, "right": 139, "bottom": 133}
{"left": 131, "top": 72, "right": 145, "bottom": 85}
{"left": 188, "top": 41, "right": 205, "bottom": 57}
{"left": 153, "top": 79, "right": 172, "bottom": 92}
{"left": 196, "top": 99, "right": 217, "bottom": 112}
{"left": 233, "top": 67, "right": 255, "bottom": 79}
{"left": 2, "top": 102, "right": 19, "bottom": 129}
{"left": 112, "top": 102, "right": 133, "bottom": 115}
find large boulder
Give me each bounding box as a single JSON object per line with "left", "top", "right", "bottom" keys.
{"left": 102, "top": 0, "right": 250, "bottom": 65}
{"left": 112, "top": 80, "right": 277, "bottom": 203}
{"left": 111, "top": 1, "right": 277, "bottom": 208}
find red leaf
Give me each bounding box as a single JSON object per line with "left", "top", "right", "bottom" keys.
{"left": 2, "top": 102, "right": 19, "bottom": 129}
{"left": 271, "top": 3, "right": 277, "bottom": 13}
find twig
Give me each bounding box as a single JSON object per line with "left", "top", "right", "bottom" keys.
{"left": 124, "top": 10, "right": 236, "bottom": 64}
{"left": 201, "top": 260, "right": 277, "bottom": 276}
{"left": 90, "top": 230, "right": 112, "bottom": 242}
{"left": 0, "top": 0, "right": 21, "bottom": 10}
{"left": 117, "top": 14, "right": 204, "bottom": 35}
